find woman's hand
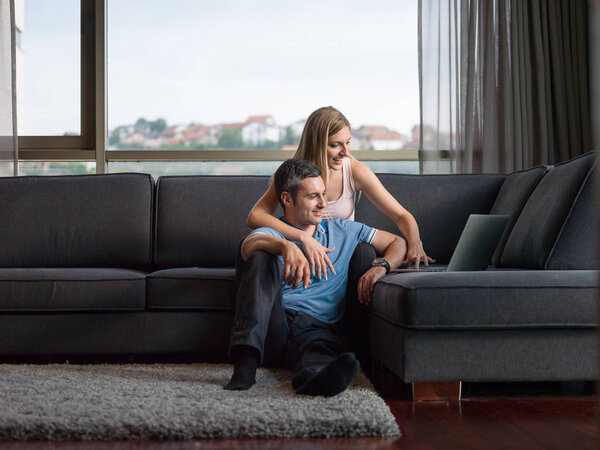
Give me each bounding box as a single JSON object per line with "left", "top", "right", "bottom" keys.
{"left": 403, "top": 241, "right": 435, "bottom": 269}
{"left": 299, "top": 232, "right": 335, "bottom": 280}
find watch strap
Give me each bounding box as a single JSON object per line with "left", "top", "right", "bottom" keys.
{"left": 372, "top": 258, "right": 391, "bottom": 274}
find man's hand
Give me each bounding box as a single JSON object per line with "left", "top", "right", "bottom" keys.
{"left": 358, "top": 266, "right": 387, "bottom": 305}
{"left": 281, "top": 241, "right": 312, "bottom": 290}
{"left": 298, "top": 232, "right": 335, "bottom": 280}
{"left": 241, "top": 233, "right": 311, "bottom": 289}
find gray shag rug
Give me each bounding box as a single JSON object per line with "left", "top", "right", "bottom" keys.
{"left": 0, "top": 363, "right": 400, "bottom": 441}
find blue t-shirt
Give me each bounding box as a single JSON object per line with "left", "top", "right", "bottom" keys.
{"left": 252, "top": 218, "right": 377, "bottom": 324}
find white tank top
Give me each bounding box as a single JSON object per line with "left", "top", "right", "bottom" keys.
{"left": 324, "top": 157, "right": 356, "bottom": 221}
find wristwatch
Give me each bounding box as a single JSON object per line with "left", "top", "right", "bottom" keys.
{"left": 372, "top": 257, "right": 391, "bottom": 274}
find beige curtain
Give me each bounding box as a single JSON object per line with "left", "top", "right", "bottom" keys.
{"left": 0, "top": 0, "right": 18, "bottom": 176}
{"left": 419, "top": 0, "right": 592, "bottom": 174}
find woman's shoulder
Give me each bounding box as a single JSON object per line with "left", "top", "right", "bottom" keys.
{"left": 348, "top": 157, "right": 371, "bottom": 174}
{"left": 348, "top": 157, "right": 376, "bottom": 189}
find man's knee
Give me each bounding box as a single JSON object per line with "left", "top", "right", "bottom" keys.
{"left": 244, "top": 251, "right": 282, "bottom": 279}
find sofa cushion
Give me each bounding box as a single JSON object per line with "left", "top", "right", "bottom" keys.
{"left": 147, "top": 267, "right": 236, "bottom": 310}
{"left": 489, "top": 166, "right": 549, "bottom": 266}
{"left": 370, "top": 270, "right": 598, "bottom": 330}
{"left": 0, "top": 268, "right": 147, "bottom": 312}
{"left": 355, "top": 174, "right": 506, "bottom": 263}
{"left": 500, "top": 152, "right": 597, "bottom": 269}
{"left": 0, "top": 173, "right": 154, "bottom": 268}
{"left": 154, "top": 176, "right": 281, "bottom": 267}
{"left": 547, "top": 161, "right": 598, "bottom": 269}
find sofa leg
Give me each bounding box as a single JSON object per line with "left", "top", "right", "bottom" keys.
{"left": 412, "top": 381, "right": 462, "bottom": 402}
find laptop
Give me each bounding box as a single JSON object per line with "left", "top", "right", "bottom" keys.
{"left": 392, "top": 214, "right": 509, "bottom": 273}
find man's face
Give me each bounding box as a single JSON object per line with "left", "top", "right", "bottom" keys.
{"left": 283, "top": 176, "right": 327, "bottom": 228}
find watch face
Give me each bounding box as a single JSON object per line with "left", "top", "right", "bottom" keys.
{"left": 372, "top": 258, "right": 390, "bottom": 273}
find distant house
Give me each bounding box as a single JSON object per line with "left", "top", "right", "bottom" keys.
{"left": 412, "top": 124, "right": 455, "bottom": 150}
{"left": 350, "top": 129, "right": 369, "bottom": 150}
{"left": 183, "top": 124, "right": 219, "bottom": 146}
{"left": 403, "top": 125, "right": 420, "bottom": 149}
{"left": 114, "top": 123, "right": 164, "bottom": 148}
{"left": 122, "top": 132, "right": 147, "bottom": 147}
{"left": 242, "top": 115, "right": 281, "bottom": 146}
{"left": 159, "top": 125, "right": 187, "bottom": 147}
{"left": 370, "top": 131, "right": 406, "bottom": 150}
{"left": 357, "top": 125, "right": 406, "bottom": 150}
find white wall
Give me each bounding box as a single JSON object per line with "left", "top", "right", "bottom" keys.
{"left": 589, "top": 0, "right": 600, "bottom": 150}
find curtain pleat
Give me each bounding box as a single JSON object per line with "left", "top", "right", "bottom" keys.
{"left": 419, "top": 0, "right": 592, "bottom": 174}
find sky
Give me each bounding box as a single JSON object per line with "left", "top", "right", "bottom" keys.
{"left": 19, "top": 0, "right": 80, "bottom": 135}
{"left": 20, "top": 0, "right": 420, "bottom": 136}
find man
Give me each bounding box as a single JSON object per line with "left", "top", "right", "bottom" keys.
{"left": 225, "top": 159, "right": 407, "bottom": 397}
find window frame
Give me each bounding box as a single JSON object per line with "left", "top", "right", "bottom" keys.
{"left": 18, "top": 0, "right": 96, "bottom": 162}
{"left": 18, "top": 0, "right": 419, "bottom": 171}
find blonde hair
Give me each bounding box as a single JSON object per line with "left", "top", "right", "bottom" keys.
{"left": 293, "top": 106, "right": 351, "bottom": 189}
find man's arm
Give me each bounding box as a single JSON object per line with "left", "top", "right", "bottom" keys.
{"left": 241, "top": 233, "right": 312, "bottom": 289}
{"left": 357, "top": 230, "right": 407, "bottom": 305}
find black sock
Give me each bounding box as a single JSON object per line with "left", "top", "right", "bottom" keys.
{"left": 295, "top": 352, "right": 359, "bottom": 397}
{"left": 224, "top": 345, "right": 259, "bottom": 391}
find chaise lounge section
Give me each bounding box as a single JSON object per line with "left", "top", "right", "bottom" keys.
{"left": 363, "top": 152, "right": 598, "bottom": 397}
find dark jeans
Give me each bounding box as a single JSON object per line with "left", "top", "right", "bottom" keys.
{"left": 228, "top": 242, "right": 376, "bottom": 374}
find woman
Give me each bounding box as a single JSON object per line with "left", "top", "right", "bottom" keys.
{"left": 247, "top": 106, "right": 433, "bottom": 279}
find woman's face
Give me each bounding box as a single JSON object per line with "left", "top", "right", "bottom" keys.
{"left": 326, "top": 126, "right": 351, "bottom": 171}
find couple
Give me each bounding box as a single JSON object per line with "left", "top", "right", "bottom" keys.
{"left": 226, "top": 158, "right": 411, "bottom": 397}
{"left": 225, "top": 107, "right": 432, "bottom": 397}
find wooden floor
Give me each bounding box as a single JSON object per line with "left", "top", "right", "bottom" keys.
{"left": 0, "top": 365, "right": 597, "bottom": 449}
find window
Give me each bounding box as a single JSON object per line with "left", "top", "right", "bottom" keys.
{"left": 18, "top": 0, "right": 80, "bottom": 136}
{"left": 17, "top": 1, "right": 420, "bottom": 175}
{"left": 106, "top": 1, "right": 420, "bottom": 162}
{"left": 16, "top": 0, "right": 95, "bottom": 168}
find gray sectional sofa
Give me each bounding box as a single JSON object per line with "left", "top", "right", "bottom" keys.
{"left": 0, "top": 152, "right": 597, "bottom": 390}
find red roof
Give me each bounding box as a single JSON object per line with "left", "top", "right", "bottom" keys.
{"left": 221, "top": 122, "right": 245, "bottom": 130}
{"left": 160, "top": 128, "right": 177, "bottom": 137}
{"left": 371, "top": 132, "right": 405, "bottom": 140}
{"left": 361, "top": 125, "right": 391, "bottom": 134}
{"left": 183, "top": 126, "right": 208, "bottom": 140}
{"left": 166, "top": 137, "right": 185, "bottom": 145}
{"left": 246, "top": 115, "right": 272, "bottom": 123}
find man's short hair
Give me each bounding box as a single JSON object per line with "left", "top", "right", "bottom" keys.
{"left": 273, "top": 159, "right": 322, "bottom": 208}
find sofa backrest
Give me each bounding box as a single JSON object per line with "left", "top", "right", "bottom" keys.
{"left": 500, "top": 151, "right": 598, "bottom": 269}
{"left": 0, "top": 173, "right": 154, "bottom": 268}
{"left": 489, "top": 165, "right": 549, "bottom": 266}
{"left": 154, "top": 175, "right": 280, "bottom": 268}
{"left": 546, "top": 159, "right": 598, "bottom": 270}
{"left": 355, "top": 173, "right": 506, "bottom": 263}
